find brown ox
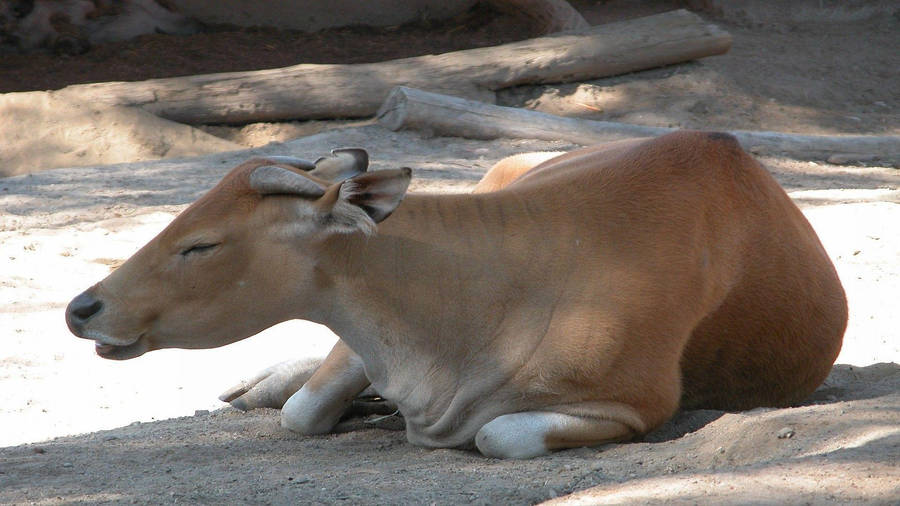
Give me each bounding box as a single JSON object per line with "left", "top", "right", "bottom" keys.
{"left": 66, "top": 131, "right": 847, "bottom": 458}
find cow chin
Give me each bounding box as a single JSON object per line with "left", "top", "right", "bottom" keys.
{"left": 94, "top": 335, "right": 151, "bottom": 360}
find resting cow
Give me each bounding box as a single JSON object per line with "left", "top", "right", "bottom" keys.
{"left": 66, "top": 131, "right": 847, "bottom": 458}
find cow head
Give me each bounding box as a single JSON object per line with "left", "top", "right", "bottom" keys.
{"left": 65, "top": 149, "right": 411, "bottom": 359}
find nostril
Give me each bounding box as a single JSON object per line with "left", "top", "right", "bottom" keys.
{"left": 73, "top": 299, "right": 103, "bottom": 320}
{"left": 67, "top": 291, "right": 103, "bottom": 323}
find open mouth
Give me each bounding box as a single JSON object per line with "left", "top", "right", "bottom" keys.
{"left": 94, "top": 335, "right": 149, "bottom": 360}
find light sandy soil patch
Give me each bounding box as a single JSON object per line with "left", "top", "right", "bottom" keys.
{"left": 1, "top": 125, "right": 898, "bottom": 504}
{"left": 0, "top": 92, "right": 241, "bottom": 177}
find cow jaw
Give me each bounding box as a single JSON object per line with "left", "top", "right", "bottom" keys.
{"left": 94, "top": 334, "right": 149, "bottom": 360}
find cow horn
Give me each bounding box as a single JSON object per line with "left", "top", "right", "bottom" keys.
{"left": 262, "top": 156, "right": 317, "bottom": 170}
{"left": 311, "top": 148, "right": 369, "bottom": 182}
{"left": 249, "top": 165, "right": 326, "bottom": 197}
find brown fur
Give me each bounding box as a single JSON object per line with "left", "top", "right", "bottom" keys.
{"left": 67, "top": 131, "right": 847, "bottom": 452}
{"left": 481, "top": 132, "right": 846, "bottom": 413}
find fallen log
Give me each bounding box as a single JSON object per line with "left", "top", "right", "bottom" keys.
{"left": 53, "top": 9, "right": 730, "bottom": 124}
{"left": 377, "top": 87, "right": 900, "bottom": 165}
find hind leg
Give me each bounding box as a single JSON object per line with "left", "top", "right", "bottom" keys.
{"left": 474, "top": 403, "right": 647, "bottom": 459}
{"left": 473, "top": 152, "right": 566, "bottom": 193}
{"left": 219, "top": 357, "right": 322, "bottom": 411}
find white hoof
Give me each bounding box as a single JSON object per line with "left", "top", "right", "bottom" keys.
{"left": 280, "top": 386, "right": 342, "bottom": 435}
{"left": 475, "top": 413, "right": 554, "bottom": 459}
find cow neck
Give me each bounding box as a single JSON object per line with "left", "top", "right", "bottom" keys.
{"left": 314, "top": 190, "right": 542, "bottom": 403}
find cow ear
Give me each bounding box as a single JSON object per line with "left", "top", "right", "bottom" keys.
{"left": 326, "top": 168, "right": 411, "bottom": 234}
{"left": 310, "top": 148, "right": 368, "bottom": 182}
{"left": 249, "top": 165, "right": 327, "bottom": 197}
{"left": 339, "top": 168, "right": 412, "bottom": 223}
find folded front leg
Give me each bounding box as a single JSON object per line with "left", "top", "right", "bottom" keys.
{"left": 280, "top": 340, "right": 371, "bottom": 435}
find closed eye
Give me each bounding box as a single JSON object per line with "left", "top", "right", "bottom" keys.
{"left": 180, "top": 243, "right": 220, "bottom": 257}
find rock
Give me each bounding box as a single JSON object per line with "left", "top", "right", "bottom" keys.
{"left": 827, "top": 153, "right": 879, "bottom": 165}
{"left": 748, "top": 145, "right": 769, "bottom": 154}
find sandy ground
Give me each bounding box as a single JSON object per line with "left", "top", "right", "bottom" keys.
{"left": 0, "top": 92, "right": 242, "bottom": 177}
{"left": 1, "top": 125, "right": 899, "bottom": 504}
{"left": 1, "top": 0, "right": 899, "bottom": 504}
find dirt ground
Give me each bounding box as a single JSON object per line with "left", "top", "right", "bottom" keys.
{"left": 0, "top": 3, "right": 539, "bottom": 94}
{"left": 1, "top": 0, "right": 899, "bottom": 504}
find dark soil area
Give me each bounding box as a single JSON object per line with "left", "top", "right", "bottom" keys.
{"left": 3, "top": 1, "right": 896, "bottom": 136}
{"left": 0, "top": 3, "right": 538, "bottom": 93}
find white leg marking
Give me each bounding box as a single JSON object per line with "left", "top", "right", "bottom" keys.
{"left": 281, "top": 353, "right": 368, "bottom": 435}
{"left": 475, "top": 412, "right": 564, "bottom": 459}
{"left": 475, "top": 410, "right": 635, "bottom": 459}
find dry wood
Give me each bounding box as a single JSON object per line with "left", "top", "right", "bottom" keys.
{"left": 486, "top": 0, "right": 589, "bottom": 33}
{"left": 377, "top": 87, "right": 900, "bottom": 164}
{"left": 52, "top": 9, "right": 730, "bottom": 125}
